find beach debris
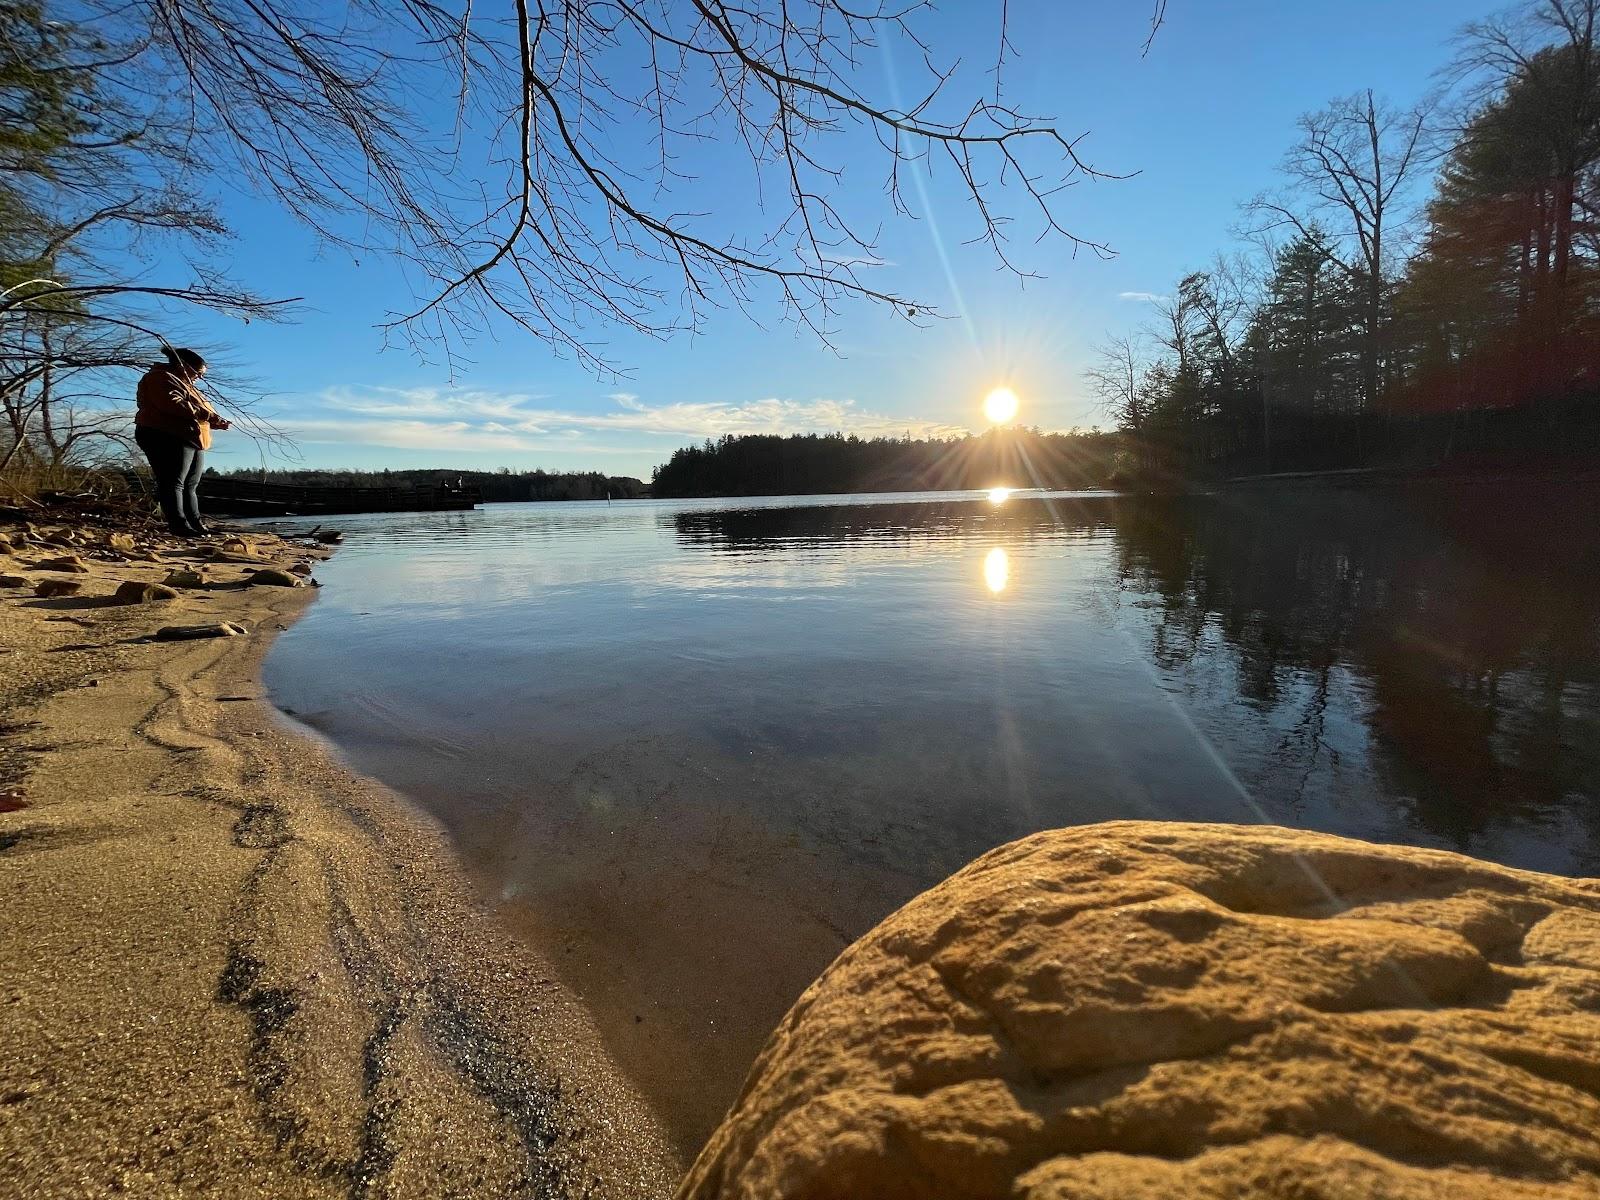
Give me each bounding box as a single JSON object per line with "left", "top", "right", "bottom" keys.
{"left": 114, "top": 581, "right": 180, "bottom": 605}
{"left": 0, "top": 573, "right": 28, "bottom": 588}
{"left": 154, "top": 622, "right": 248, "bottom": 640}
{"left": 246, "top": 568, "right": 303, "bottom": 588}
{"left": 162, "top": 569, "right": 207, "bottom": 590}
{"left": 34, "top": 579, "right": 81, "bottom": 598}
{"left": 37, "top": 555, "right": 88, "bottom": 573}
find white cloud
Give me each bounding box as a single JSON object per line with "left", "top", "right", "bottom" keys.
{"left": 287, "top": 386, "right": 969, "bottom": 455}
{"left": 1117, "top": 291, "right": 1169, "bottom": 304}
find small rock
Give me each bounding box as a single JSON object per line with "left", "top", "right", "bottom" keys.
{"left": 288, "top": 562, "right": 313, "bottom": 577}
{"left": 0, "top": 573, "right": 28, "bottom": 588}
{"left": 218, "top": 538, "right": 256, "bottom": 557}
{"left": 314, "top": 529, "right": 344, "bottom": 544}
{"left": 44, "top": 529, "right": 78, "bottom": 547}
{"left": 37, "top": 555, "right": 89, "bottom": 574}
{"left": 162, "top": 570, "right": 207, "bottom": 590}
{"left": 246, "top": 569, "right": 302, "bottom": 588}
{"left": 34, "top": 579, "right": 81, "bottom": 598}
{"left": 106, "top": 533, "right": 137, "bottom": 554}
{"left": 113, "top": 581, "right": 179, "bottom": 605}
{"left": 153, "top": 622, "right": 247, "bottom": 641}
{"left": 136, "top": 550, "right": 165, "bottom": 564}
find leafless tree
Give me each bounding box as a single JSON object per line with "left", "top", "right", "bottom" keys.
{"left": 1247, "top": 90, "right": 1429, "bottom": 409}
{"left": 121, "top": 0, "right": 1165, "bottom": 372}
{"left": 1085, "top": 333, "right": 1153, "bottom": 433}
{"left": 0, "top": 5, "right": 296, "bottom": 490}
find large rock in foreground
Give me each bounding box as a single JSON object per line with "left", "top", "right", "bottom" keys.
{"left": 681, "top": 822, "right": 1600, "bottom": 1199}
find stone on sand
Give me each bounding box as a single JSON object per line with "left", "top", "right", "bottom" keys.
{"left": 153, "top": 621, "right": 247, "bottom": 640}
{"left": 162, "top": 569, "right": 207, "bottom": 589}
{"left": 114, "top": 581, "right": 180, "bottom": 605}
{"left": 37, "top": 554, "right": 89, "bottom": 573}
{"left": 34, "top": 578, "right": 81, "bottom": 598}
{"left": 106, "top": 532, "right": 137, "bottom": 554}
{"left": 680, "top": 821, "right": 1600, "bottom": 1200}
{"left": 0, "top": 573, "right": 28, "bottom": 588}
{"left": 246, "top": 568, "right": 302, "bottom": 588}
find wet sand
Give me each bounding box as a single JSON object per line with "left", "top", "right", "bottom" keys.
{"left": 0, "top": 523, "right": 679, "bottom": 1198}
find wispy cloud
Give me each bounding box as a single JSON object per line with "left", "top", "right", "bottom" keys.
{"left": 1117, "top": 291, "right": 1170, "bottom": 304}
{"left": 289, "top": 386, "right": 969, "bottom": 456}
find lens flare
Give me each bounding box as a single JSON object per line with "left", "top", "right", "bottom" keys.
{"left": 983, "top": 387, "right": 1020, "bottom": 424}
{"left": 987, "top": 487, "right": 1012, "bottom": 505}
{"left": 983, "top": 547, "right": 1010, "bottom": 595}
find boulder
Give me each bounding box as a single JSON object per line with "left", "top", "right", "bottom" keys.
{"left": 153, "top": 622, "right": 247, "bottom": 640}
{"left": 37, "top": 555, "right": 89, "bottom": 573}
{"left": 246, "top": 568, "right": 302, "bottom": 588}
{"left": 162, "top": 569, "right": 207, "bottom": 589}
{"left": 113, "top": 581, "right": 179, "bottom": 605}
{"left": 681, "top": 822, "right": 1600, "bottom": 1200}
{"left": 34, "top": 579, "right": 81, "bottom": 598}
{"left": 0, "top": 573, "right": 28, "bottom": 588}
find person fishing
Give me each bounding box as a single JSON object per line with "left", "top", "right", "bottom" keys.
{"left": 134, "top": 346, "right": 229, "bottom": 537}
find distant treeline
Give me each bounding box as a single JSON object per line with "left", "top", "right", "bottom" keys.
{"left": 215, "top": 467, "right": 650, "bottom": 502}
{"left": 649, "top": 429, "right": 1120, "bottom": 498}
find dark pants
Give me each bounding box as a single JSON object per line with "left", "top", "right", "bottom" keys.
{"left": 136, "top": 427, "right": 205, "bottom": 532}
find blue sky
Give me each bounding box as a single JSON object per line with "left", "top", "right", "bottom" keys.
{"left": 169, "top": 1, "right": 1498, "bottom": 481}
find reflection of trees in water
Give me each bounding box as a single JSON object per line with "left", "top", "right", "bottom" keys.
{"left": 667, "top": 495, "right": 1119, "bottom": 553}
{"left": 1110, "top": 487, "right": 1600, "bottom": 869}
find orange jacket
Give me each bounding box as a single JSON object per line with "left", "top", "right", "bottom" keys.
{"left": 135, "top": 363, "right": 220, "bottom": 450}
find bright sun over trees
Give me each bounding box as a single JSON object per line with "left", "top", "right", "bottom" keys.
{"left": 1, "top": 0, "right": 1169, "bottom": 498}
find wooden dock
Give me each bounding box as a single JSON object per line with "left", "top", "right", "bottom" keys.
{"left": 195, "top": 476, "right": 481, "bottom": 517}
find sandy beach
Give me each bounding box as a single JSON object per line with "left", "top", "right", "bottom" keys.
{"left": 0, "top": 520, "right": 680, "bottom": 1198}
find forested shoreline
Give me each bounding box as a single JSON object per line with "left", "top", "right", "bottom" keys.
{"left": 649, "top": 429, "right": 1120, "bottom": 498}
{"left": 214, "top": 467, "right": 650, "bottom": 503}
{"left": 1085, "top": 0, "right": 1600, "bottom": 484}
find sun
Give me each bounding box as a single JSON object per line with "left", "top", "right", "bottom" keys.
{"left": 983, "top": 386, "right": 1020, "bottom": 424}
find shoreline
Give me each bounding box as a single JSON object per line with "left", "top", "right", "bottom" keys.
{"left": 0, "top": 521, "right": 680, "bottom": 1197}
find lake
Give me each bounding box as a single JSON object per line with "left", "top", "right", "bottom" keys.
{"left": 264, "top": 483, "right": 1600, "bottom": 1155}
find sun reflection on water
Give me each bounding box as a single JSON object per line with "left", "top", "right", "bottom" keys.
{"left": 983, "top": 546, "right": 1010, "bottom": 595}
{"left": 987, "top": 487, "right": 1012, "bottom": 505}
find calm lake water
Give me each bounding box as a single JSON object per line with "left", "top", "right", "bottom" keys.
{"left": 264, "top": 484, "right": 1600, "bottom": 1154}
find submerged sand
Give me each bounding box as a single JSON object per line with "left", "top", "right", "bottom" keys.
{"left": 0, "top": 522, "right": 679, "bottom": 1198}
